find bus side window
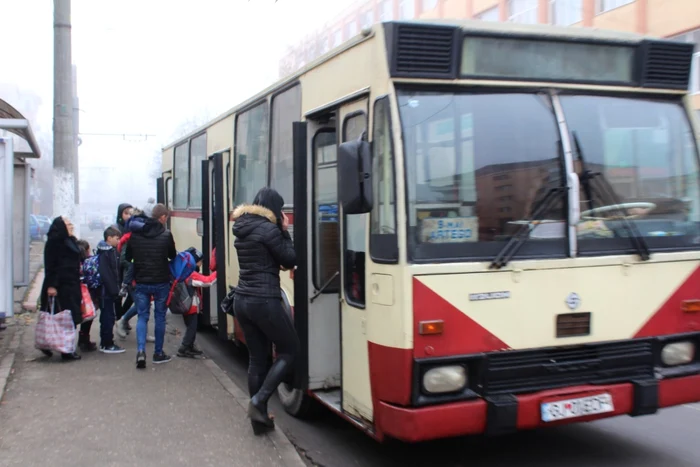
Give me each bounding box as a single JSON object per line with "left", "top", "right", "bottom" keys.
{"left": 234, "top": 102, "right": 269, "bottom": 205}
{"left": 343, "top": 112, "right": 368, "bottom": 307}
{"left": 173, "top": 142, "right": 189, "bottom": 210}
{"left": 270, "top": 85, "right": 301, "bottom": 204}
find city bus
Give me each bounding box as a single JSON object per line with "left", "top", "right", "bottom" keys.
{"left": 160, "top": 19, "right": 700, "bottom": 442}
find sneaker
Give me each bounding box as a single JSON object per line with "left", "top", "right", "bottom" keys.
{"left": 116, "top": 320, "right": 128, "bottom": 339}
{"left": 136, "top": 351, "right": 146, "bottom": 369}
{"left": 147, "top": 335, "right": 155, "bottom": 343}
{"left": 177, "top": 346, "right": 196, "bottom": 358}
{"left": 153, "top": 352, "right": 172, "bottom": 364}
{"left": 100, "top": 344, "right": 126, "bottom": 354}
{"left": 189, "top": 345, "right": 204, "bottom": 356}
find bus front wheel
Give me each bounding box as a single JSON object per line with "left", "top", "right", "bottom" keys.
{"left": 277, "top": 383, "right": 316, "bottom": 418}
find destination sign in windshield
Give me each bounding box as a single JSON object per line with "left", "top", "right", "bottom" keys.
{"left": 460, "top": 36, "right": 635, "bottom": 84}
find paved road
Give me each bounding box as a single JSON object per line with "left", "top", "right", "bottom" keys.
{"left": 196, "top": 330, "right": 700, "bottom": 467}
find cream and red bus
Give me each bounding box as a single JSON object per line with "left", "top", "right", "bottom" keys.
{"left": 160, "top": 19, "right": 700, "bottom": 442}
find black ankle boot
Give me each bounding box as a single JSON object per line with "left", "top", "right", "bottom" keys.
{"left": 248, "top": 359, "right": 290, "bottom": 426}
{"left": 247, "top": 372, "right": 265, "bottom": 398}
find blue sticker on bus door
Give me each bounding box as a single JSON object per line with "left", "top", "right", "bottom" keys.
{"left": 318, "top": 204, "right": 339, "bottom": 223}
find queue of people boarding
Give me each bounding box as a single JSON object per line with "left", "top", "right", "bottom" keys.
{"left": 36, "top": 187, "right": 299, "bottom": 436}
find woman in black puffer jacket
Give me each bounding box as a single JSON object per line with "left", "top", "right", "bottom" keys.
{"left": 232, "top": 187, "right": 298, "bottom": 435}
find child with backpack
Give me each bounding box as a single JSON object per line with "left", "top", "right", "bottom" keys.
{"left": 95, "top": 226, "right": 126, "bottom": 353}
{"left": 168, "top": 248, "right": 216, "bottom": 358}
{"left": 76, "top": 239, "right": 98, "bottom": 352}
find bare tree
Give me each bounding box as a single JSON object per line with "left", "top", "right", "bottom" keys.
{"left": 169, "top": 113, "right": 213, "bottom": 141}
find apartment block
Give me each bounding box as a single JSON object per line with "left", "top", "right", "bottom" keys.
{"left": 278, "top": 0, "right": 699, "bottom": 115}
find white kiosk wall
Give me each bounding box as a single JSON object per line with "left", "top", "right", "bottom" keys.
{"left": 13, "top": 160, "right": 30, "bottom": 287}
{"left": 0, "top": 138, "right": 15, "bottom": 317}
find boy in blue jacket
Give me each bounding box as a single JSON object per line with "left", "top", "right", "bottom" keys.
{"left": 97, "top": 226, "right": 126, "bottom": 353}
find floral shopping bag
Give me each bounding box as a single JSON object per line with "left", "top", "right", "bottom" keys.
{"left": 34, "top": 297, "right": 77, "bottom": 354}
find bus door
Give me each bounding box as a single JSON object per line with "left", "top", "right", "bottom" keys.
{"left": 156, "top": 176, "right": 165, "bottom": 205}
{"left": 302, "top": 113, "right": 342, "bottom": 395}
{"left": 162, "top": 171, "right": 173, "bottom": 230}
{"left": 201, "top": 150, "right": 230, "bottom": 341}
{"left": 337, "top": 98, "right": 372, "bottom": 422}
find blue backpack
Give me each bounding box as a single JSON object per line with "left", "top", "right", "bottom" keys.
{"left": 82, "top": 254, "right": 101, "bottom": 289}
{"left": 166, "top": 251, "right": 197, "bottom": 314}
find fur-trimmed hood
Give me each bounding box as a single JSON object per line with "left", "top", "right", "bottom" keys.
{"left": 232, "top": 204, "right": 278, "bottom": 240}
{"left": 232, "top": 204, "right": 277, "bottom": 224}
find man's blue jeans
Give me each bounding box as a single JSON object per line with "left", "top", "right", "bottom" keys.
{"left": 122, "top": 303, "right": 138, "bottom": 323}
{"left": 133, "top": 283, "right": 169, "bottom": 354}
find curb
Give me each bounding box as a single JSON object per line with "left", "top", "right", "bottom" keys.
{"left": 203, "top": 358, "right": 307, "bottom": 467}
{"left": 0, "top": 325, "right": 24, "bottom": 403}
{"left": 22, "top": 270, "right": 44, "bottom": 312}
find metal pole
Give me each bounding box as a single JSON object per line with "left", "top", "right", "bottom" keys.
{"left": 72, "top": 64, "right": 79, "bottom": 204}
{"left": 53, "top": 0, "right": 79, "bottom": 235}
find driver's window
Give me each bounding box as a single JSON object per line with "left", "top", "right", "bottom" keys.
{"left": 370, "top": 96, "right": 398, "bottom": 263}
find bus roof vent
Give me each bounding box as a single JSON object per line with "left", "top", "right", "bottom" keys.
{"left": 388, "top": 23, "right": 459, "bottom": 78}
{"left": 638, "top": 40, "right": 695, "bottom": 90}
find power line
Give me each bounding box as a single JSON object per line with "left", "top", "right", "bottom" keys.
{"left": 80, "top": 132, "right": 156, "bottom": 138}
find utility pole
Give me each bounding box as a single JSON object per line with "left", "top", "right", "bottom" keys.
{"left": 53, "top": 0, "right": 79, "bottom": 236}
{"left": 72, "top": 64, "right": 79, "bottom": 204}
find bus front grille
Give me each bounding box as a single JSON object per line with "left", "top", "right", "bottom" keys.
{"left": 480, "top": 339, "right": 654, "bottom": 396}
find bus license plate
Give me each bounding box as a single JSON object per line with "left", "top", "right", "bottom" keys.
{"left": 541, "top": 393, "right": 614, "bottom": 422}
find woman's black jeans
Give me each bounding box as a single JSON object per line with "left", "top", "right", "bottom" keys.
{"left": 234, "top": 294, "right": 300, "bottom": 401}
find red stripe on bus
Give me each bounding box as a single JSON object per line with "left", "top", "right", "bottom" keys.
{"left": 368, "top": 342, "right": 413, "bottom": 407}
{"left": 634, "top": 265, "right": 700, "bottom": 338}
{"left": 170, "top": 210, "right": 201, "bottom": 219}
{"left": 413, "top": 278, "right": 510, "bottom": 358}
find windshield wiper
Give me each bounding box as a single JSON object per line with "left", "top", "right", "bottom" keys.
{"left": 489, "top": 186, "right": 568, "bottom": 270}
{"left": 571, "top": 132, "right": 650, "bottom": 261}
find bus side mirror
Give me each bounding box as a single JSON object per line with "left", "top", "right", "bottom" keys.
{"left": 338, "top": 139, "right": 372, "bottom": 214}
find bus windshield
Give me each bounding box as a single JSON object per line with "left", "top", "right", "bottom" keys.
{"left": 398, "top": 89, "right": 567, "bottom": 262}
{"left": 397, "top": 89, "right": 700, "bottom": 262}
{"left": 560, "top": 95, "right": 700, "bottom": 256}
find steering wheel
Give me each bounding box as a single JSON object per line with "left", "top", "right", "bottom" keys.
{"left": 580, "top": 202, "right": 656, "bottom": 221}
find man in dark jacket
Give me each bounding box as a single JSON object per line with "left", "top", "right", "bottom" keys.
{"left": 96, "top": 226, "right": 126, "bottom": 354}
{"left": 125, "top": 203, "right": 177, "bottom": 369}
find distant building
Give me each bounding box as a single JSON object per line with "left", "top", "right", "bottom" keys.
{"left": 279, "top": 0, "right": 700, "bottom": 117}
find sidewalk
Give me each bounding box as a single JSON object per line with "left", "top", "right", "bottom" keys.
{"left": 0, "top": 241, "right": 44, "bottom": 400}
{"left": 0, "top": 306, "right": 306, "bottom": 466}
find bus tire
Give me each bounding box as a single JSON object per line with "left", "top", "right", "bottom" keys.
{"left": 277, "top": 383, "right": 316, "bottom": 418}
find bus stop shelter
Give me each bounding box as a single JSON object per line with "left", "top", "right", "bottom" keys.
{"left": 1, "top": 98, "right": 41, "bottom": 318}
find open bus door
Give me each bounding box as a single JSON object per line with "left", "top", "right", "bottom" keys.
{"left": 279, "top": 94, "right": 374, "bottom": 422}
{"left": 201, "top": 150, "right": 230, "bottom": 341}
{"left": 156, "top": 176, "right": 165, "bottom": 205}
{"left": 162, "top": 171, "right": 173, "bottom": 230}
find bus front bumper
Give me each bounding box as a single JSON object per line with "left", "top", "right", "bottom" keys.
{"left": 376, "top": 373, "right": 700, "bottom": 443}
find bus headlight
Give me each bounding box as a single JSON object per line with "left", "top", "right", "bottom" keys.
{"left": 422, "top": 365, "right": 467, "bottom": 394}
{"left": 661, "top": 341, "right": 695, "bottom": 366}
